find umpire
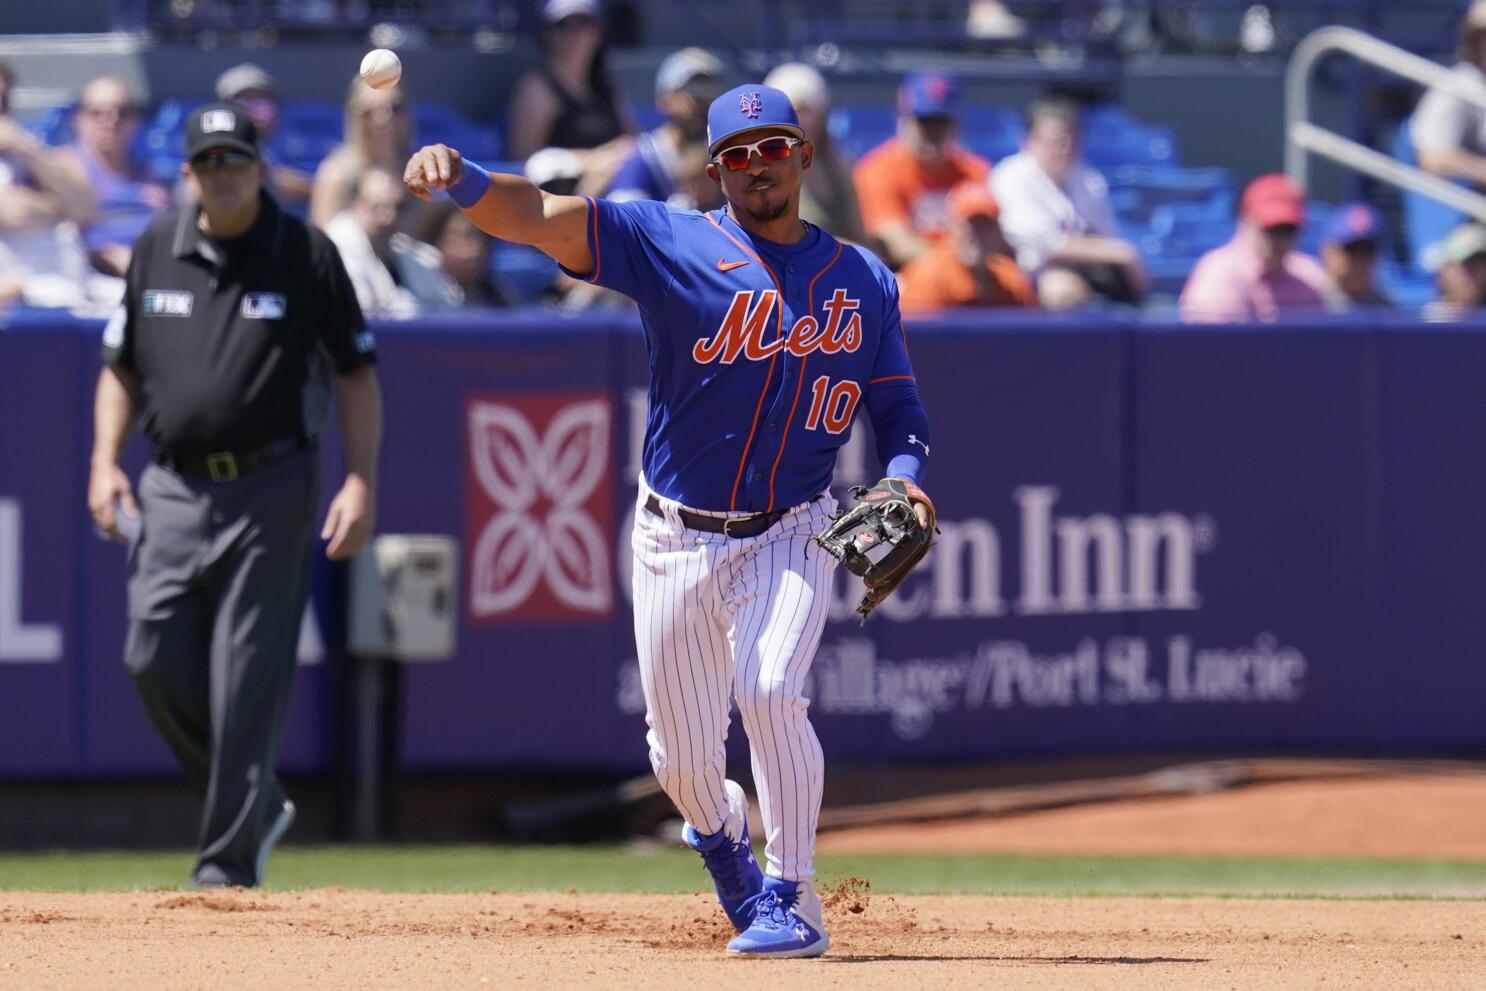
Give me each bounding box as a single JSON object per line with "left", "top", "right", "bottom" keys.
{"left": 87, "top": 102, "right": 382, "bottom": 887}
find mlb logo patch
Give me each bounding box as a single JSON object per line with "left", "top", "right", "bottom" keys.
{"left": 142, "top": 290, "right": 193, "bottom": 317}
{"left": 240, "top": 292, "right": 287, "bottom": 320}
{"left": 355, "top": 330, "right": 376, "bottom": 353}
{"left": 201, "top": 109, "right": 236, "bottom": 133}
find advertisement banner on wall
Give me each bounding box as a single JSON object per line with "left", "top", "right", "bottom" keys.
{"left": 6, "top": 314, "right": 1486, "bottom": 777}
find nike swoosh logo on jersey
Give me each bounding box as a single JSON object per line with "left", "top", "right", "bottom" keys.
{"left": 717, "top": 259, "right": 749, "bottom": 272}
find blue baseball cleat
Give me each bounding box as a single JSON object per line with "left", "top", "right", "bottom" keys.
{"left": 682, "top": 779, "right": 764, "bottom": 933}
{"left": 727, "top": 877, "right": 830, "bottom": 958}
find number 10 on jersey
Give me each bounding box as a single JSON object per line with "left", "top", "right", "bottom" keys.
{"left": 805, "top": 376, "right": 861, "bottom": 434}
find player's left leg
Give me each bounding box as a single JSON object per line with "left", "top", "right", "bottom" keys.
{"left": 725, "top": 497, "right": 838, "bottom": 957}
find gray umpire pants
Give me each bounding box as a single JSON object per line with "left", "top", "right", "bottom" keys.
{"left": 125, "top": 449, "right": 320, "bottom": 886}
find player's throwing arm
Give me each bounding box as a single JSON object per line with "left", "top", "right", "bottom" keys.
{"left": 403, "top": 144, "right": 594, "bottom": 274}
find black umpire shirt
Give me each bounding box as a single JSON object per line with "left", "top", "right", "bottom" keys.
{"left": 102, "top": 192, "right": 375, "bottom": 457}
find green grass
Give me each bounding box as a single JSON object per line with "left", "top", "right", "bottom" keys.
{"left": 1, "top": 846, "right": 1484, "bottom": 899}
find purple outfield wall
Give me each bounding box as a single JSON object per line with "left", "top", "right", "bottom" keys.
{"left": 2, "top": 310, "right": 1484, "bottom": 777}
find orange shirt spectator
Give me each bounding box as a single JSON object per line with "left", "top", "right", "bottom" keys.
{"left": 898, "top": 182, "right": 1035, "bottom": 310}
{"left": 853, "top": 72, "right": 990, "bottom": 269}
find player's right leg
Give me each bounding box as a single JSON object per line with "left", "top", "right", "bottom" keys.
{"left": 630, "top": 489, "right": 736, "bottom": 833}
{"left": 631, "top": 487, "right": 762, "bottom": 929}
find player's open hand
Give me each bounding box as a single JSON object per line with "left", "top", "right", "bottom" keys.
{"left": 403, "top": 144, "right": 464, "bottom": 201}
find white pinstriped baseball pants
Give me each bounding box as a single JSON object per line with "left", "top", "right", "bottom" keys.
{"left": 632, "top": 480, "right": 838, "bottom": 882}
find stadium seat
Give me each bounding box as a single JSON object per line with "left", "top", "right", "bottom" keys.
{"left": 141, "top": 99, "right": 202, "bottom": 182}
{"left": 828, "top": 104, "right": 896, "bottom": 161}
{"left": 491, "top": 240, "right": 558, "bottom": 304}
{"left": 273, "top": 101, "right": 345, "bottom": 174}
{"left": 1378, "top": 259, "right": 1436, "bottom": 309}
{"left": 1138, "top": 201, "right": 1234, "bottom": 283}
{"left": 412, "top": 101, "right": 469, "bottom": 149}
{"left": 1298, "top": 200, "right": 1337, "bottom": 258}
{"left": 1106, "top": 165, "right": 1234, "bottom": 240}
{"left": 1082, "top": 104, "right": 1178, "bottom": 169}
{"left": 18, "top": 105, "right": 72, "bottom": 145}
{"left": 957, "top": 106, "right": 1023, "bottom": 163}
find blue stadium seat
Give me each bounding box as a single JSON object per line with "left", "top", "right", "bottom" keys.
{"left": 1138, "top": 201, "right": 1234, "bottom": 281}
{"left": 141, "top": 99, "right": 202, "bottom": 182}
{"left": 1106, "top": 165, "right": 1234, "bottom": 238}
{"left": 1082, "top": 105, "right": 1177, "bottom": 169}
{"left": 18, "top": 105, "right": 72, "bottom": 145}
{"left": 828, "top": 105, "right": 896, "bottom": 161}
{"left": 958, "top": 106, "right": 1023, "bottom": 164}
{"left": 491, "top": 240, "right": 558, "bottom": 304}
{"left": 1377, "top": 259, "right": 1436, "bottom": 309}
{"left": 412, "top": 102, "right": 468, "bottom": 148}
{"left": 273, "top": 101, "right": 345, "bottom": 174}
{"left": 1298, "top": 200, "right": 1338, "bottom": 258}
{"left": 461, "top": 121, "right": 506, "bottom": 162}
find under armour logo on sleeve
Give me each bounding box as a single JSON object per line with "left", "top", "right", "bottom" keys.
{"left": 908, "top": 434, "right": 930, "bottom": 456}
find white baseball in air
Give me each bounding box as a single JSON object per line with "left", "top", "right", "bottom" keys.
{"left": 359, "top": 49, "right": 402, "bottom": 90}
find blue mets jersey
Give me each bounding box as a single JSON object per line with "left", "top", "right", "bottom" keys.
{"left": 565, "top": 197, "right": 930, "bottom": 513}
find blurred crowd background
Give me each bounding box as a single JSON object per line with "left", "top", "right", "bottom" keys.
{"left": 3, "top": 0, "right": 1486, "bottom": 321}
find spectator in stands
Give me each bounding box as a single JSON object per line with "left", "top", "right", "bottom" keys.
{"left": 310, "top": 76, "right": 414, "bottom": 228}
{"left": 215, "top": 63, "right": 312, "bottom": 210}
{"left": 764, "top": 62, "right": 867, "bottom": 245}
{"left": 607, "top": 47, "right": 723, "bottom": 205}
{"left": 1179, "top": 174, "right": 1335, "bottom": 323}
{"left": 991, "top": 95, "right": 1145, "bottom": 309}
{"left": 1411, "top": 1, "right": 1486, "bottom": 191}
{"left": 0, "top": 60, "right": 115, "bottom": 309}
{"left": 56, "top": 74, "right": 171, "bottom": 278}
{"left": 1320, "top": 203, "right": 1391, "bottom": 309}
{"left": 898, "top": 181, "right": 1035, "bottom": 311}
{"left": 853, "top": 71, "right": 990, "bottom": 269}
{"left": 1423, "top": 223, "right": 1486, "bottom": 320}
{"left": 506, "top": 0, "right": 635, "bottom": 194}
{"left": 324, "top": 166, "right": 461, "bottom": 317}
{"left": 410, "top": 200, "right": 507, "bottom": 308}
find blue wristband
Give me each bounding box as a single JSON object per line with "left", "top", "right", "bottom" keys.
{"left": 884, "top": 453, "right": 924, "bottom": 486}
{"left": 447, "top": 161, "right": 491, "bottom": 208}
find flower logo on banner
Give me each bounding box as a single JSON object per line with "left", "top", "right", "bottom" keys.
{"left": 466, "top": 393, "right": 613, "bottom": 621}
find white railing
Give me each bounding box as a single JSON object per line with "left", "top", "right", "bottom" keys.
{"left": 1285, "top": 25, "right": 1486, "bottom": 225}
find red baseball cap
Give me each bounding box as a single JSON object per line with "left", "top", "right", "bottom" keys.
{"left": 1241, "top": 174, "right": 1305, "bottom": 228}
{"left": 947, "top": 181, "right": 999, "bottom": 221}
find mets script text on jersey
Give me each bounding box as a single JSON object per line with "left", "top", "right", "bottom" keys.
{"left": 692, "top": 288, "right": 864, "bottom": 364}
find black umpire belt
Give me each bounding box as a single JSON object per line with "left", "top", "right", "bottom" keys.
{"left": 157, "top": 436, "right": 314, "bottom": 482}
{"left": 644, "top": 494, "right": 810, "bottom": 539}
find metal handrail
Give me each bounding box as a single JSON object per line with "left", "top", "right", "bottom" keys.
{"left": 1285, "top": 25, "right": 1486, "bottom": 225}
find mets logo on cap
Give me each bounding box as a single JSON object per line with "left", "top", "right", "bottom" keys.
{"left": 201, "top": 109, "right": 237, "bottom": 133}
{"left": 739, "top": 91, "right": 763, "bottom": 119}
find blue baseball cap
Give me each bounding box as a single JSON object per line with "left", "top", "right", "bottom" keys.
{"left": 1322, "top": 202, "right": 1382, "bottom": 247}
{"left": 707, "top": 84, "right": 805, "bottom": 155}
{"left": 898, "top": 71, "right": 958, "bottom": 118}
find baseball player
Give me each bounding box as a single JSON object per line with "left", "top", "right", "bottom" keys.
{"left": 404, "top": 84, "right": 932, "bottom": 957}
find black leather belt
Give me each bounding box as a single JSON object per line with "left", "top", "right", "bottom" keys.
{"left": 157, "top": 436, "right": 313, "bottom": 482}
{"left": 644, "top": 494, "right": 792, "bottom": 539}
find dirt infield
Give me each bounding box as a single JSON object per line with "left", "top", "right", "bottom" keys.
{"left": 817, "top": 773, "right": 1486, "bottom": 859}
{"left": 1, "top": 888, "right": 1482, "bottom": 990}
